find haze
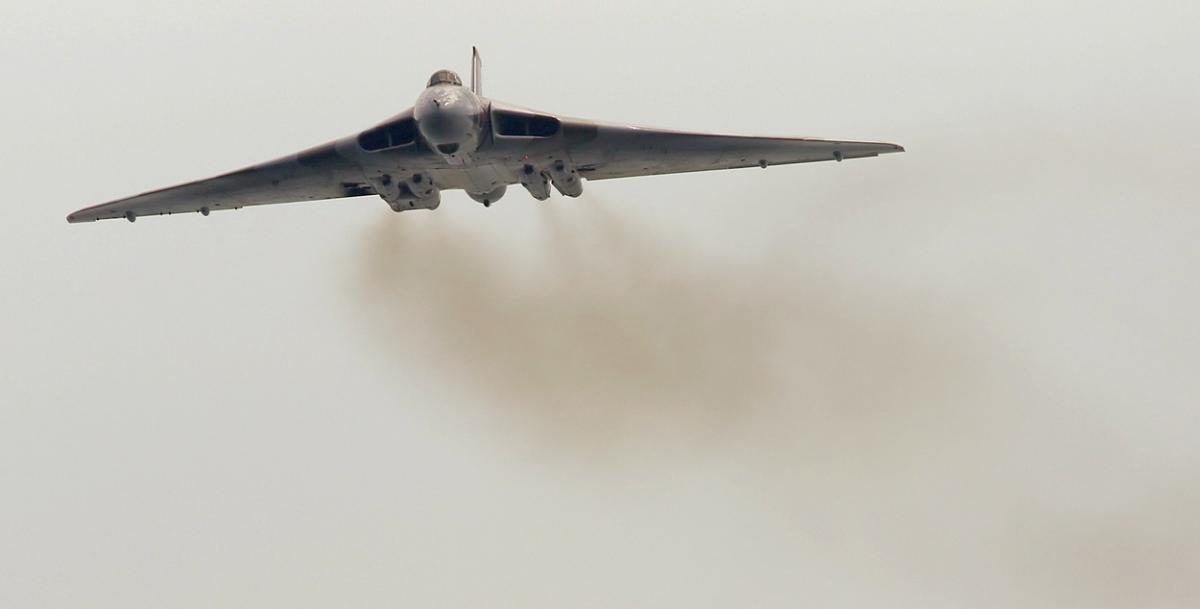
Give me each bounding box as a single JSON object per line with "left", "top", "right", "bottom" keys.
{"left": 2, "top": 1, "right": 1198, "bottom": 608}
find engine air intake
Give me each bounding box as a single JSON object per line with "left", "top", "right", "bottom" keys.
{"left": 494, "top": 110, "right": 560, "bottom": 137}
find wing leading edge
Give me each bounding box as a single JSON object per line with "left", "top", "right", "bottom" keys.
{"left": 560, "top": 121, "right": 904, "bottom": 181}
{"left": 66, "top": 139, "right": 375, "bottom": 223}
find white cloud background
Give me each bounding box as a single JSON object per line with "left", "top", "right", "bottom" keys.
{"left": 2, "top": 1, "right": 1198, "bottom": 607}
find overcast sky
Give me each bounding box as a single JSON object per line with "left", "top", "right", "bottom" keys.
{"left": 2, "top": 1, "right": 1199, "bottom": 608}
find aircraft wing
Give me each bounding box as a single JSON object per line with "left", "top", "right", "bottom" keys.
{"left": 66, "top": 139, "right": 375, "bottom": 223}
{"left": 562, "top": 120, "right": 904, "bottom": 181}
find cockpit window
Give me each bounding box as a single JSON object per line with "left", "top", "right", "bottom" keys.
{"left": 427, "top": 70, "right": 463, "bottom": 87}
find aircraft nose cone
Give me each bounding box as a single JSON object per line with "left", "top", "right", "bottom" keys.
{"left": 418, "top": 110, "right": 468, "bottom": 145}
{"left": 414, "top": 85, "right": 481, "bottom": 153}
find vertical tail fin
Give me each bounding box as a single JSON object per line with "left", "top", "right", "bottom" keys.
{"left": 471, "top": 46, "right": 482, "bottom": 96}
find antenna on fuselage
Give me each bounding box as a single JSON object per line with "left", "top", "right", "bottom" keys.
{"left": 471, "top": 46, "right": 482, "bottom": 97}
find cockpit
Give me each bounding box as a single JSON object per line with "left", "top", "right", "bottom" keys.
{"left": 427, "top": 70, "right": 463, "bottom": 87}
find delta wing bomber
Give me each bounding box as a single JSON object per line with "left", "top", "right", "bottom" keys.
{"left": 68, "top": 49, "right": 903, "bottom": 223}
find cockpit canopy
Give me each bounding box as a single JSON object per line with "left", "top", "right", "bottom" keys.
{"left": 427, "top": 70, "right": 463, "bottom": 87}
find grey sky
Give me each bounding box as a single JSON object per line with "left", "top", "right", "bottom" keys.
{"left": 2, "top": 1, "right": 1199, "bottom": 608}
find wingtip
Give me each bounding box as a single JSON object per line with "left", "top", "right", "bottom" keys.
{"left": 66, "top": 210, "right": 99, "bottom": 223}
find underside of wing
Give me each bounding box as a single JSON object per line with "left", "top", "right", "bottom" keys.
{"left": 66, "top": 139, "right": 376, "bottom": 223}
{"left": 562, "top": 121, "right": 903, "bottom": 181}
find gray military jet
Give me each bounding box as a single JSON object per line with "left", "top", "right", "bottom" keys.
{"left": 67, "top": 49, "right": 903, "bottom": 223}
